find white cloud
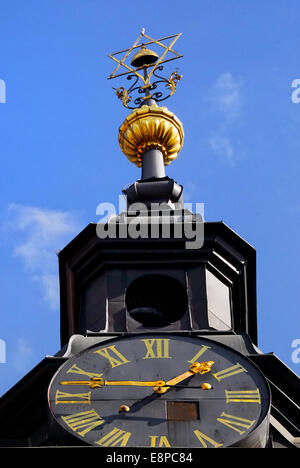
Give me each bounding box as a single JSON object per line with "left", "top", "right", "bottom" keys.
{"left": 35, "top": 273, "right": 60, "bottom": 309}
{"left": 208, "top": 72, "right": 243, "bottom": 121}
{"left": 207, "top": 72, "right": 245, "bottom": 165}
{"left": 0, "top": 78, "right": 6, "bottom": 104}
{"left": 208, "top": 135, "right": 235, "bottom": 165}
{"left": 13, "top": 338, "right": 34, "bottom": 373}
{"left": 5, "top": 204, "right": 81, "bottom": 311}
{"left": 208, "top": 134, "right": 245, "bottom": 166}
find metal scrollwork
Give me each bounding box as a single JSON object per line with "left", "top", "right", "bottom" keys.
{"left": 167, "top": 71, "right": 182, "bottom": 96}
{"left": 114, "top": 74, "right": 140, "bottom": 109}
{"left": 113, "top": 87, "right": 132, "bottom": 108}
{"left": 114, "top": 66, "right": 182, "bottom": 109}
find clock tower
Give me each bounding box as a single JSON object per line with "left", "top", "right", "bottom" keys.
{"left": 0, "top": 30, "right": 299, "bottom": 449}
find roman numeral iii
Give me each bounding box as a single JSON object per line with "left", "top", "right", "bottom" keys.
{"left": 225, "top": 389, "right": 261, "bottom": 404}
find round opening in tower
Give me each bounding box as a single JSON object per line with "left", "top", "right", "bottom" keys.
{"left": 125, "top": 274, "right": 188, "bottom": 327}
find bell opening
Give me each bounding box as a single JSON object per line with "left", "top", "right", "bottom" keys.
{"left": 125, "top": 274, "right": 188, "bottom": 327}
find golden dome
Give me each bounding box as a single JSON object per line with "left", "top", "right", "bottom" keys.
{"left": 118, "top": 104, "right": 184, "bottom": 167}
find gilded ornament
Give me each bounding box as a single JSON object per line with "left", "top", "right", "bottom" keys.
{"left": 118, "top": 104, "right": 184, "bottom": 167}
{"left": 167, "top": 71, "right": 182, "bottom": 95}
{"left": 114, "top": 87, "right": 132, "bottom": 108}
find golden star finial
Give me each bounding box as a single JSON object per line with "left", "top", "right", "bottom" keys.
{"left": 108, "top": 29, "right": 183, "bottom": 85}
{"left": 107, "top": 29, "right": 183, "bottom": 108}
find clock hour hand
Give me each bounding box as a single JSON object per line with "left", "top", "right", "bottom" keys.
{"left": 59, "top": 378, "right": 166, "bottom": 389}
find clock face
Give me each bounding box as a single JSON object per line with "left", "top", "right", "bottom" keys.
{"left": 48, "top": 334, "right": 270, "bottom": 448}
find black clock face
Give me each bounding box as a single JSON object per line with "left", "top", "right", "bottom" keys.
{"left": 48, "top": 334, "right": 270, "bottom": 448}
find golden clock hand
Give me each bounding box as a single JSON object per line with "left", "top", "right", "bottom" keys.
{"left": 59, "top": 377, "right": 166, "bottom": 389}
{"left": 153, "top": 361, "right": 214, "bottom": 394}
{"left": 59, "top": 378, "right": 104, "bottom": 388}
{"left": 59, "top": 362, "right": 214, "bottom": 390}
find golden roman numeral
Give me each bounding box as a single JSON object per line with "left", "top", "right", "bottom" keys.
{"left": 55, "top": 390, "right": 91, "bottom": 404}
{"left": 94, "top": 345, "right": 130, "bottom": 368}
{"left": 95, "top": 427, "right": 131, "bottom": 447}
{"left": 217, "top": 412, "right": 256, "bottom": 435}
{"left": 193, "top": 430, "right": 223, "bottom": 448}
{"left": 149, "top": 435, "right": 171, "bottom": 447}
{"left": 187, "top": 345, "right": 211, "bottom": 364}
{"left": 61, "top": 409, "right": 104, "bottom": 436}
{"left": 213, "top": 363, "right": 247, "bottom": 381}
{"left": 141, "top": 339, "right": 171, "bottom": 359}
{"left": 225, "top": 389, "right": 261, "bottom": 404}
{"left": 66, "top": 364, "right": 103, "bottom": 379}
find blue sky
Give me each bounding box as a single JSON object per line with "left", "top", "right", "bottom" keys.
{"left": 0, "top": 0, "right": 300, "bottom": 396}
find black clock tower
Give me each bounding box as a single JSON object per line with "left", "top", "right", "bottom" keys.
{"left": 0, "top": 30, "right": 299, "bottom": 449}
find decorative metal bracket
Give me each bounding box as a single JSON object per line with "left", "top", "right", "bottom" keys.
{"left": 113, "top": 66, "right": 182, "bottom": 109}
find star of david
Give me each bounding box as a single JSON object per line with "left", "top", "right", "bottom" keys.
{"left": 107, "top": 29, "right": 183, "bottom": 85}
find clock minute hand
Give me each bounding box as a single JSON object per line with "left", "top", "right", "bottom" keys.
{"left": 153, "top": 361, "right": 214, "bottom": 394}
